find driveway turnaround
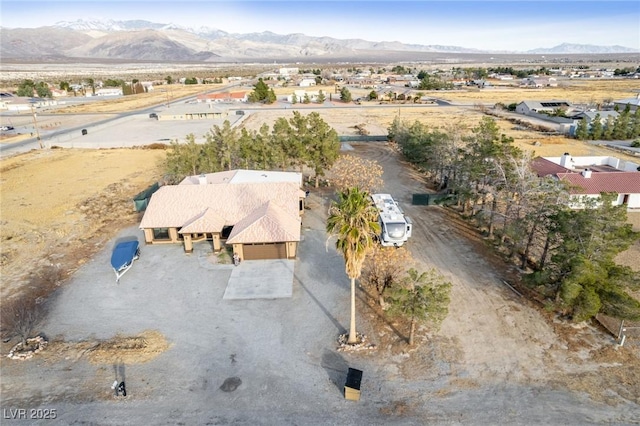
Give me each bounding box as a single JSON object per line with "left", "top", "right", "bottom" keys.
{"left": 223, "top": 259, "right": 295, "bottom": 299}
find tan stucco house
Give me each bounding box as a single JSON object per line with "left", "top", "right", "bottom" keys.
{"left": 139, "top": 170, "right": 305, "bottom": 260}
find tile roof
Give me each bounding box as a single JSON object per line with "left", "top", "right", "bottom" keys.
{"left": 530, "top": 157, "right": 572, "bottom": 177}
{"left": 226, "top": 201, "right": 301, "bottom": 244}
{"left": 140, "top": 182, "right": 302, "bottom": 240}
{"left": 178, "top": 208, "right": 226, "bottom": 234}
{"left": 557, "top": 172, "right": 640, "bottom": 194}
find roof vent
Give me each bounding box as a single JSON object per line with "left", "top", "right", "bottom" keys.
{"left": 582, "top": 169, "right": 592, "bottom": 178}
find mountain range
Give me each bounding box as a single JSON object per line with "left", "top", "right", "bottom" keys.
{"left": 1, "top": 19, "right": 637, "bottom": 63}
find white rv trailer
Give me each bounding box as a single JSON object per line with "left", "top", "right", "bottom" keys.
{"left": 371, "top": 193, "right": 412, "bottom": 247}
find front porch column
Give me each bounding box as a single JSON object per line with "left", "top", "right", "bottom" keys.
{"left": 143, "top": 228, "right": 154, "bottom": 244}
{"left": 183, "top": 234, "right": 193, "bottom": 253}
{"left": 287, "top": 241, "right": 297, "bottom": 259}
{"left": 212, "top": 233, "right": 221, "bottom": 252}
{"left": 169, "top": 227, "right": 179, "bottom": 242}
{"left": 233, "top": 244, "right": 244, "bottom": 261}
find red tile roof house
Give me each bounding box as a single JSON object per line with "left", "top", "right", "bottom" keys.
{"left": 531, "top": 153, "right": 640, "bottom": 211}
{"left": 139, "top": 170, "right": 305, "bottom": 260}
{"left": 196, "top": 92, "right": 247, "bottom": 103}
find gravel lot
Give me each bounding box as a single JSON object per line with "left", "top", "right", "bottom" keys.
{"left": 2, "top": 143, "right": 639, "bottom": 425}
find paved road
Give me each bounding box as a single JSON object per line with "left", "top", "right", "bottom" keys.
{"left": 0, "top": 93, "right": 459, "bottom": 158}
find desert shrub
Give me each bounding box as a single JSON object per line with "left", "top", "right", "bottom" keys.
{"left": 144, "top": 143, "right": 168, "bottom": 150}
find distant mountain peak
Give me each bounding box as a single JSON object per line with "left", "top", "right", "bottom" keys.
{"left": 527, "top": 43, "right": 638, "bottom": 54}
{"left": 2, "top": 19, "right": 638, "bottom": 62}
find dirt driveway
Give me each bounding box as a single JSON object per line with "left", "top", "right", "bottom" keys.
{"left": 2, "top": 143, "right": 639, "bottom": 424}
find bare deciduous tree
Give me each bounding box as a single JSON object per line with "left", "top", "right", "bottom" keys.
{"left": 1, "top": 296, "right": 46, "bottom": 345}
{"left": 362, "top": 246, "right": 413, "bottom": 307}
{"left": 329, "top": 155, "right": 383, "bottom": 193}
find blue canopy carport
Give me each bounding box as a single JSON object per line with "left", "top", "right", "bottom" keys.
{"left": 111, "top": 240, "right": 140, "bottom": 283}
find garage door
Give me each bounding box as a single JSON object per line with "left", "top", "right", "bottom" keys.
{"left": 243, "top": 243, "right": 287, "bottom": 260}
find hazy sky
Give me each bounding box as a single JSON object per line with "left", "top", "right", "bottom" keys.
{"left": 2, "top": 1, "right": 639, "bottom": 51}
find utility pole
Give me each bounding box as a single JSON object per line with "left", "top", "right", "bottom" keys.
{"left": 30, "top": 103, "right": 43, "bottom": 149}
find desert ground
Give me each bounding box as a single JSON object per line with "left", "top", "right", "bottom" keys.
{"left": 1, "top": 79, "right": 640, "bottom": 424}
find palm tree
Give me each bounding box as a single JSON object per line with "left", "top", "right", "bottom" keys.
{"left": 327, "top": 187, "right": 381, "bottom": 344}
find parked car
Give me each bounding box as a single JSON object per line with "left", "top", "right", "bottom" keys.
{"left": 1, "top": 125, "right": 14, "bottom": 131}
{"left": 149, "top": 113, "right": 158, "bottom": 119}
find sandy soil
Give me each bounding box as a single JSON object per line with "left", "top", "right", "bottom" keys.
{"left": 2, "top": 79, "right": 640, "bottom": 422}
{"left": 0, "top": 148, "right": 166, "bottom": 298}
{"left": 241, "top": 105, "right": 639, "bottom": 160}
{"left": 1, "top": 143, "right": 639, "bottom": 425}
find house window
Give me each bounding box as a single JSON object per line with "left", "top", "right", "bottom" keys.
{"left": 153, "top": 228, "right": 171, "bottom": 241}
{"left": 622, "top": 194, "right": 629, "bottom": 205}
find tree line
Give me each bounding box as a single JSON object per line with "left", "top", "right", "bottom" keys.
{"left": 165, "top": 111, "right": 340, "bottom": 187}
{"left": 575, "top": 104, "right": 640, "bottom": 141}
{"left": 388, "top": 116, "right": 640, "bottom": 322}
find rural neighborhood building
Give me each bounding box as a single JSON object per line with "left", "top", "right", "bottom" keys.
{"left": 299, "top": 78, "right": 317, "bottom": 87}
{"left": 613, "top": 94, "right": 640, "bottom": 112}
{"left": 531, "top": 154, "right": 640, "bottom": 211}
{"left": 520, "top": 77, "right": 558, "bottom": 88}
{"left": 0, "top": 97, "right": 57, "bottom": 111}
{"left": 515, "top": 100, "right": 572, "bottom": 115}
{"left": 286, "top": 90, "right": 323, "bottom": 103}
{"left": 155, "top": 103, "right": 226, "bottom": 121}
{"left": 568, "top": 110, "right": 619, "bottom": 136}
{"left": 197, "top": 92, "right": 247, "bottom": 103}
{"left": 572, "top": 110, "right": 619, "bottom": 123}
{"left": 93, "top": 88, "right": 123, "bottom": 97}
{"left": 140, "top": 170, "right": 305, "bottom": 260}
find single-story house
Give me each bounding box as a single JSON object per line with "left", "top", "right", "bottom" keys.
{"left": 613, "top": 94, "right": 640, "bottom": 112}
{"left": 299, "top": 78, "right": 317, "bottom": 87}
{"left": 0, "top": 97, "right": 57, "bottom": 111}
{"left": 531, "top": 154, "right": 640, "bottom": 211}
{"left": 568, "top": 110, "right": 619, "bottom": 136}
{"left": 286, "top": 90, "right": 324, "bottom": 103}
{"left": 94, "top": 88, "right": 123, "bottom": 96}
{"left": 155, "top": 103, "right": 226, "bottom": 121}
{"left": 140, "top": 170, "right": 305, "bottom": 259}
{"left": 197, "top": 92, "right": 247, "bottom": 103}
{"left": 571, "top": 110, "right": 619, "bottom": 124}
{"left": 515, "top": 100, "right": 572, "bottom": 115}
{"left": 520, "top": 77, "right": 558, "bottom": 88}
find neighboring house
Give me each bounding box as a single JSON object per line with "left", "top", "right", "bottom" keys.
{"left": 0, "top": 97, "right": 57, "bottom": 111}
{"left": 197, "top": 92, "right": 247, "bottom": 103}
{"left": 139, "top": 170, "right": 305, "bottom": 259}
{"left": 520, "top": 77, "right": 558, "bottom": 88}
{"left": 515, "top": 100, "right": 572, "bottom": 115}
{"left": 572, "top": 110, "right": 619, "bottom": 123}
{"left": 613, "top": 94, "right": 640, "bottom": 112}
{"left": 50, "top": 88, "right": 68, "bottom": 98}
{"left": 155, "top": 103, "right": 226, "bottom": 121}
{"left": 531, "top": 153, "right": 640, "bottom": 211}
{"left": 299, "top": 78, "right": 317, "bottom": 87}
{"left": 287, "top": 90, "right": 322, "bottom": 103}
{"left": 94, "top": 88, "right": 123, "bottom": 96}
{"left": 568, "top": 110, "right": 619, "bottom": 136}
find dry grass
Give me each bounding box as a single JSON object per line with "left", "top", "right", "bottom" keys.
{"left": 85, "top": 330, "right": 171, "bottom": 365}
{"left": 406, "top": 79, "right": 640, "bottom": 104}
{"left": 49, "top": 84, "right": 220, "bottom": 114}
{"left": 41, "top": 330, "right": 171, "bottom": 365}
{"left": 0, "top": 148, "right": 165, "bottom": 298}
